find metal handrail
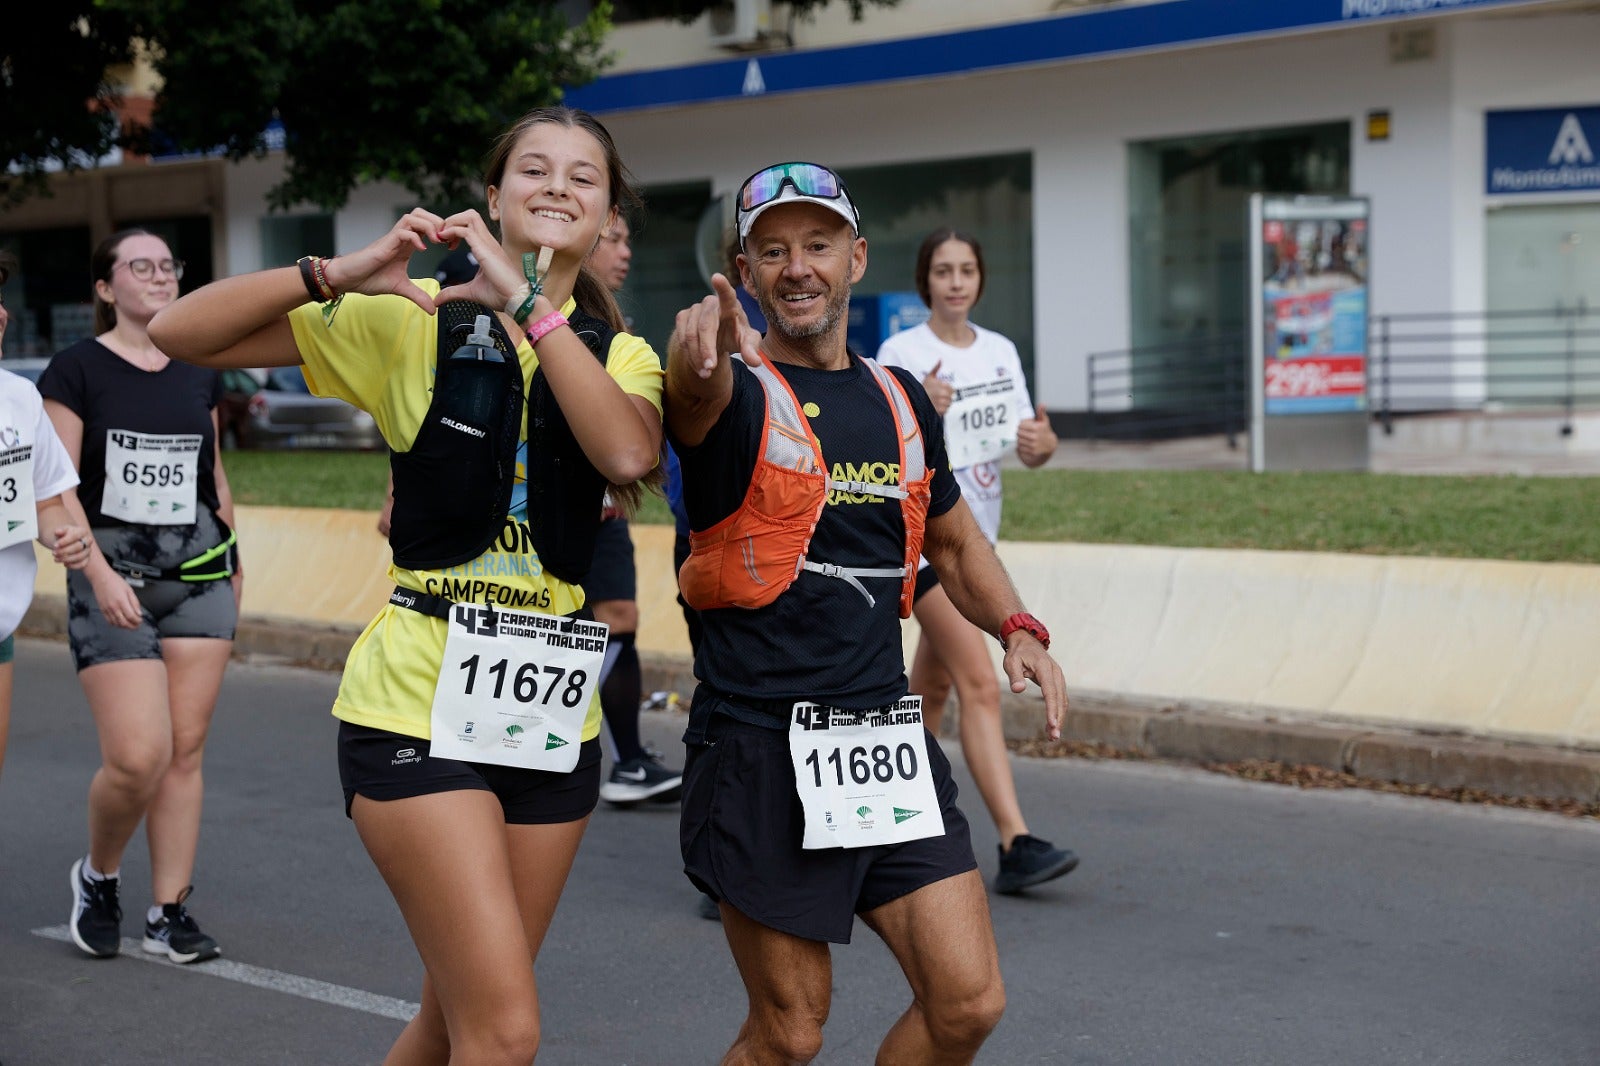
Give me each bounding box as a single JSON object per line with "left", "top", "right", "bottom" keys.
{"left": 1370, "top": 304, "right": 1595, "bottom": 437}
{"left": 1084, "top": 305, "right": 1597, "bottom": 443}
{"left": 1085, "top": 333, "right": 1246, "bottom": 445}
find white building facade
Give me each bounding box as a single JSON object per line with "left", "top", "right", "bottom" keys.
{"left": 2, "top": 0, "right": 1596, "bottom": 432}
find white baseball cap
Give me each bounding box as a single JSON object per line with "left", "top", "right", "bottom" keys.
{"left": 736, "top": 162, "right": 860, "bottom": 249}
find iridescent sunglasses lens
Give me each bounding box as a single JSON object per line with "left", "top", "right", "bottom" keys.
{"left": 739, "top": 163, "right": 843, "bottom": 210}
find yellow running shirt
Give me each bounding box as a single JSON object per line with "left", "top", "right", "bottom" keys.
{"left": 288, "top": 282, "right": 664, "bottom": 741}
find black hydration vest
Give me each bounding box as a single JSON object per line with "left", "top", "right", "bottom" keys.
{"left": 388, "top": 300, "right": 615, "bottom": 585}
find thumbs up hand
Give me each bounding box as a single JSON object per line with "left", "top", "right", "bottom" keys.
{"left": 1016, "top": 402, "right": 1058, "bottom": 467}
{"left": 921, "top": 359, "right": 954, "bottom": 414}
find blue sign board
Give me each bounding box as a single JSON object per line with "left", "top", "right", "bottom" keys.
{"left": 569, "top": 0, "right": 1547, "bottom": 115}
{"left": 1486, "top": 107, "right": 1600, "bottom": 195}
{"left": 848, "top": 292, "right": 929, "bottom": 359}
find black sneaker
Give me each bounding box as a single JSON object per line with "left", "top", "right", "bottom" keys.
{"left": 69, "top": 858, "right": 122, "bottom": 958}
{"left": 994, "top": 834, "right": 1080, "bottom": 895}
{"left": 142, "top": 886, "right": 220, "bottom": 964}
{"left": 599, "top": 751, "right": 684, "bottom": 806}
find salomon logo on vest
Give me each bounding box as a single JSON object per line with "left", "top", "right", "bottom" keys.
{"left": 441, "top": 417, "right": 487, "bottom": 438}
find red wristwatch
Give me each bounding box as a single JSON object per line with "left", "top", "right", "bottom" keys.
{"left": 999, "top": 612, "right": 1050, "bottom": 650}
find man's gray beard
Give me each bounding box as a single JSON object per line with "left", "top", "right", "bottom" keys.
{"left": 755, "top": 278, "right": 851, "bottom": 340}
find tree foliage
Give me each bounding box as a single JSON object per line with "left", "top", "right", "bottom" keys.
{"left": 1, "top": 5, "right": 143, "bottom": 206}
{"left": 2, "top": 0, "right": 899, "bottom": 211}
{"left": 127, "top": 0, "right": 613, "bottom": 211}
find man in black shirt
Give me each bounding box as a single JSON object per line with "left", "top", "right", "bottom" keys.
{"left": 666, "top": 162, "right": 1068, "bottom": 1065}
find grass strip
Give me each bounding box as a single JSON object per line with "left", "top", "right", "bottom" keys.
{"left": 223, "top": 452, "right": 1600, "bottom": 564}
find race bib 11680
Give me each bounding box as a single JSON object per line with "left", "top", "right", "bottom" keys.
{"left": 788, "top": 697, "right": 945, "bottom": 849}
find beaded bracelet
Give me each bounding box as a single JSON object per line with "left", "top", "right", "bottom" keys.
{"left": 524, "top": 311, "right": 569, "bottom": 345}
{"left": 296, "top": 257, "right": 331, "bottom": 303}
{"left": 310, "top": 257, "right": 336, "bottom": 301}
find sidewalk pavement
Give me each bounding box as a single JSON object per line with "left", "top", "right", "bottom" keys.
{"left": 20, "top": 599, "right": 1598, "bottom": 809}
{"left": 1011, "top": 427, "right": 1600, "bottom": 476}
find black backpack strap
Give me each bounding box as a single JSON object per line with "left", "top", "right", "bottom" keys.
{"left": 525, "top": 306, "right": 617, "bottom": 585}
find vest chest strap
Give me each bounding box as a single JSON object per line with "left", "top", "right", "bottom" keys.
{"left": 801, "top": 560, "right": 909, "bottom": 608}
{"left": 826, "top": 478, "right": 909, "bottom": 500}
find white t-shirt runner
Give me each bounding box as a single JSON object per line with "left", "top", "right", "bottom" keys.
{"left": 0, "top": 370, "right": 79, "bottom": 635}
{"left": 875, "top": 321, "right": 1033, "bottom": 550}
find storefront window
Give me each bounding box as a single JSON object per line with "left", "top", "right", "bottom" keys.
{"left": 1128, "top": 123, "right": 1349, "bottom": 405}
{"left": 623, "top": 155, "right": 1033, "bottom": 385}
{"left": 841, "top": 153, "right": 1034, "bottom": 388}
{"left": 0, "top": 226, "right": 92, "bottom": 358}
{"left": 261, "top": 213, "right": 334, "bottom": 269}
{"left": 623, "top": 182, "right": 715, "bottom": 355}
{"left": 1485, "top": 202, "right": 1600, "bottom": 406}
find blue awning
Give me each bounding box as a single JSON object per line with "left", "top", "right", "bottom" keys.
{"left": 567, "top": 0, "right": 1552, "bottom": 115}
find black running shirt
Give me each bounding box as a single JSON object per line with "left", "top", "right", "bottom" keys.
{"left": 39, "top": 338, "right": 224, "bottom": 528}
{"left": 672, "top": 355, "right": 960, "bottom": 714}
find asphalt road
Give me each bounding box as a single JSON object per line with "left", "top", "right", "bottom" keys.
{"left": 1, "top": 637, "right": 1596, "bottom": 1065}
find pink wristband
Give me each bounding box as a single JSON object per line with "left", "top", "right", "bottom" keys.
{"left": 524, "top": 311, "right": 569, "bottom": 345}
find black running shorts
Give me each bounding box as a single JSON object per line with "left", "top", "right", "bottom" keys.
{"left": 338, "top": 721, "right": 602, "bottom": 824}
{"left": 913, "top": 565, "right": 940, "bottom": 604}
{"left": 585, "top": 516, "right": 636, "bottom": 604}
{"left": 680, "top": 709, "right": 977, "bottom": 944}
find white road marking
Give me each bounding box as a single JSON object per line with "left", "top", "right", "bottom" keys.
{"left": 32, "top": 925, "right": 420, "bottom": 1022}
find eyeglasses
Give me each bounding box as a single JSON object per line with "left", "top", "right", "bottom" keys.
{"left": 114, "top": 257, "right": 185, "bottom": 281}
{"left": 736, "top": 162, "right": 859, "bottom": 226}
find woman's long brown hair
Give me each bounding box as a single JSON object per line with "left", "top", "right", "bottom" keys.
{"left": 483, "top": 106, "right": 663, "bottom": 512}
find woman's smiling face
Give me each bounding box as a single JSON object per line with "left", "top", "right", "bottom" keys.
{"left": 97, "top": 233, "right": 181, "bottom": 325}
{"left": 488, "top": 122, "right": 615, "bottom": 257}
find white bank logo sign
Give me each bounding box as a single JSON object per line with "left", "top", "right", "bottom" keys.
{"left": 1487, "top": 107, "right": 1600, "bottom": 195}
{"left": 1341, "top": 0, "right": 1506, "bottom": 16}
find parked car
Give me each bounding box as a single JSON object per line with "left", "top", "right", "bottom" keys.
{"left": 217, "top": 367, "right": 260, "bottom": 449}
{"left": 239, "top": 365, "right": 382, "bottom": 450}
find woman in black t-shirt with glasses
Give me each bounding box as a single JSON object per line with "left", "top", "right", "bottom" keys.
{"left": 39, "top": 229, "right": 241, "bottom": 965}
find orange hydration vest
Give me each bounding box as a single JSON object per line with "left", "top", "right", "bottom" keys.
{"left": 679, "top": 350, "right": 934, "bottom": 618}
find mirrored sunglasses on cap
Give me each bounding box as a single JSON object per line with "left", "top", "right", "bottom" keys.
{"left": 736, "top": 162, "right": 859, "bottom": 242}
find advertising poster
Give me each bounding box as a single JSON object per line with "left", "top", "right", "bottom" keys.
{"left": 1260, "top": 208, "right": 1370, "bottom": 415}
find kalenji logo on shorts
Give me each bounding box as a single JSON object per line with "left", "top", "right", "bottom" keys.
{"left": 391, "top": 747, "right": 422, "bottom": 766}
{"left": 440, "top": 417, "right": 487, "bottom": 439}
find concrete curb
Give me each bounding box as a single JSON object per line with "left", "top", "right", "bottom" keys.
{"left": 1042, "top": 691, "right": 1600, "bottom": 805}
{"left": 25, "top": 603, "right": 1597, "bottom": 808}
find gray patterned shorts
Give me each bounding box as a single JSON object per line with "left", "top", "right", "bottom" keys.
{"left": 67, "top": 510, "right": 238, "bottom": 671}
